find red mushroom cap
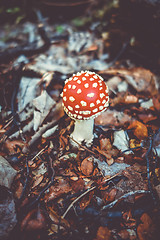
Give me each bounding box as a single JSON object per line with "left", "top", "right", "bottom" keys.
{"left": 61, "top": 71, "right": 109, "bottom": 120}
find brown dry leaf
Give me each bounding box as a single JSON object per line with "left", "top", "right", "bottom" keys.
{"left": 137, "top": 213, "right": 155, "bottom": 240}
{"left": 44, "top": 178, "right": 71, "bottom": 202}
{"left": 32, "top": 175, "right": 44, "bottom": 189}
{"left": 95, "top": 109, "right": 132, "bottom": 127}
{"left": 81, "top": 157, "right": 94, "bottom": 176}
{"left": 14, "top": 181, "right": 23, "bottom": 199}
{"left": 79, "top": 191, "right": 94, "bottom": 210}
{"left": 0, "top": 156, "right": 17, "bottom": 188}
{"left": 95, "top": 226, "right": 112, "bottom": 240}
{"left": 105, "top": 188, "right": 117, "bottom": 202}
{"left": 122, "top": 210, "right": 136, "bottom": 228}
{"left": 99, "top": 138, "right": 112, "bottom": 151}
{"left": 118, "top": 229, "right": 130, "bottom": 239}
{"left": 124, "top": 94, "right": 138, "bottom": 104}
{"left": 101, "top": 67, "right": 158, "bottom": 95}
{"left": 93, "top": 146, "right": 114, "bottom": 165}
{"left": 70, "top": 178, "right": 85, "bottom": 192}
{"left": 128, "top": 120, "right": 148, "bottom": 140}
{"left": 21, "top": 208, "right": 47, "bottom": 232}
{"left": 155, "top": 184, "right": 160, "bottom": 200}
{"left": 116, "top": 166, "right": 148, "bottom": 199}
{"left": 153, "top": 95, "right": 160, "bottom": 111}
{"left": 138, "top": 113, "right": 157, "bottom": 124}
{"left": 4, "top": 139, "right": 25, "bottom": 154}
{"left": 155, "top": 168, "right": 160, "bottom": 182}
{"left": 129, "top": 139, "right": 141, "bottom": 149}
{"left": 110, "top": 93, "right": 138, "bottom": 107}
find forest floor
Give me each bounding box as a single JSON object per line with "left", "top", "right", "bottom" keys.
{"left": 0, "top": 1, "right": 160, "bottom": 240}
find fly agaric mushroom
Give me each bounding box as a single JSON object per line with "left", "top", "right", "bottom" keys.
{"left": 61, "top": 71, "right": 109, "bottom": 146}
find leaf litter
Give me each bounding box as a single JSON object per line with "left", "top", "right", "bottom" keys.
{"left": 0, "top": 3, "right": 160, "bottom": 240}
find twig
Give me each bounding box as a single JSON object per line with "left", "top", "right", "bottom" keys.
{"left": 27, "top": 156, "right": 55, "bottom": 208}
{"left": 62, "top": 172, "right": 121, "bottom": 219}
{"left": 18, "top": 159, "right": 30, "bottom": 202}
{"left": 101, "top": 190, "right": 150, "bottom": 212}
{"left": 62, "top": 186, "right": 96, "bottom": 219}
{"left": 30, "top": 145, "right": 48, "bottom": 163}
{"left": 2, "top": 116, "right": 14, "bottom": 130}
{"left": 68, "top": 135, "right": 99, "bottom": 156}
{"left": 145, "top": 135, "right": 158, "bottom": 205}
{"left": 41, "top": 0, "right": 94, "bottom": 7}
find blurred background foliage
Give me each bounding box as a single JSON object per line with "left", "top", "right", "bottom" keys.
{"left": 1, "top": 0, "right": 160, "bottom": 71}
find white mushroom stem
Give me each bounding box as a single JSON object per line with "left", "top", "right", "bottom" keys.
{"left": 70, "top": 118, "right": 94, "bottom": 146}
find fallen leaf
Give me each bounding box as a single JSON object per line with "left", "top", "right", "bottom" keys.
{"left": 5, "top": 139, "right": 25, "bottom": 154}
{"left": 128, "top": 121, "right": 148, "bottom": 140}
{"left": 118, "top": 229, "right": 130, "bottom": 239}
{"left": 122, "top": 210, "right": 136, "bottom": 228}
{"left": 137, "top": 213, "right": 155, "bottom": 240}
{"left": 138, "top": 113, "right": 157, "bottom": 124}
{"left": 99, "top": 138, "right": 112, "bottom": 151}
{"left": 44, "top": 178, "right": 71, "bottom": 202}
{"left": 0, "top": 156, "right": 17, "bottom": 188}
{"left": 153, "top": 94, "right": 160, "bottom": 111}
{"left": 32, "top": 175, "right": 44, "bottom": 189}
{"left": 79, "top": 191, "right": 94, "bottom": 210}
{"left": 81, "top": 157, "right": 94, "bottom": 176}
{"left": 95, "top": 109, "right": 132, "bottom": 127}
{"left": 101, "top": 68, "right": 159, "bottom": 95}
{"left": 21, "top": 208, "right": 47, "bottom": 232}
{"left": 155, "top": 184, "right": 160, "bottom": 200}
{"left": 96, "top": 226, "right": 112, "bottom": 240}
{"left": 129, "top": 139, "right": 141, "bottom": 149}
{"left": 105, "top": 188, "right": 117, "bottom": 202}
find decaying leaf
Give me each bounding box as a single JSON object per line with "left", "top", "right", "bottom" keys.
{"left": 137, "top": 213, "right": 156, "bottom": 240}
{"left": 95, "top": 226, "right": 112, "bottom": 240}
{"left": 128, "top": 120, "right": 148, "bottom": 140}
{"left": 21, "top": 208, "right": 47, "bottom": 232}
{"left": 155, "top": 184, "right": 160, "bottom": 200}
{"left": 95, "top": 109, "right": 132, "bottom": 127}
{"left": 116, "top": 166, "right": 148, "bottom": 199}
{"left": 102, "top": 67, "right": 159, "bottom": 95}
{"left": 81, "top": 157, "right": 94, "bottom": 176}
{"left": 44, "top": 178, "right": 72, "bottom": 202}
{"left": 4, "top": 139, "right": 25, "bottom": 154}
{"left": 153, "top": 94, "right": 160, "bottom": 111}
{"left": 0, "top": 156, "right": 17, "bottom": 188}
{"left": 105, "top": 188, "right": 117, "bottom": 202}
